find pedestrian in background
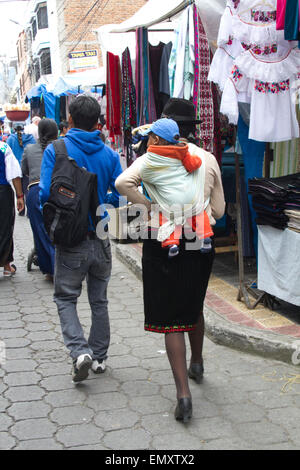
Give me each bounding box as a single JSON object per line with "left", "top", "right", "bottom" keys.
{"left": 58, "top": 121, "right": 69, "bottom": 138}
{"left": 21, "top": 118, "right": 58, "bottom": 281}
{"left": 7, "top": 122, "right": 36, "bottom": 215}
{"left": 0, "top": 141, "right": 25, "bottom": 276}
{"left": 24, "top": 116, "right": 41, "bottom": 141}
{"left": 116, "top": 98, "right": 225, "bottom": 422}
{"left": 40, "top": 95, "right": 123, "bottom": 383}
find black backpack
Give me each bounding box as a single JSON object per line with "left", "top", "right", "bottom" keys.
{"left": 43, "top": 139, "right": 100, "bottom": 248}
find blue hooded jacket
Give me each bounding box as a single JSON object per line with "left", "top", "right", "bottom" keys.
{"left": 39, "top": 128, "right": 123, "bottom": 227}
{"left": 7, "top": 133, "right": 36, "bottom": 164}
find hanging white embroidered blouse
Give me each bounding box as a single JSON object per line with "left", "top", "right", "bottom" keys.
{"left": 208, "top": 3, "right": 294, "bottom": 91}
{"left": 220, "top": 48, "right": 300, "bottom": 142}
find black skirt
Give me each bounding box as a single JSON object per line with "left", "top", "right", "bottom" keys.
{"left": 142, "top": 230, "right": 214, "bottom": 333}
{"left": 0, "top": 185, "right": 15, "bottom": 266}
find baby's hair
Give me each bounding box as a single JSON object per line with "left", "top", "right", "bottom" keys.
{"left": 150, "top": 132, "right": 179, "bottom": 146}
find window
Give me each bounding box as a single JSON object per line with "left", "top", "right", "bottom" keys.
{"left": 39, "top": 48, "right": 52, "bottom": 75}
{"left": 32, "top": 18, "right": 37, "bottom": 40}
{"left": 37, "top": 5, "right": 48, "bottom": 29}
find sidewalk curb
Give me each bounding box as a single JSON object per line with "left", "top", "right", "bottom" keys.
{"left": 114, "top": 242, "right": 300, "bottom": 366}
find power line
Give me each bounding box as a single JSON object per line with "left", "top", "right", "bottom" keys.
{"left": 58, "top": 0, "right": 101, "bottom": 47}
{"left": 61, "top": 0, "right": 107, "bottom": 69}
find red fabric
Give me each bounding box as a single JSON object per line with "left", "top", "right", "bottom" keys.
{"left": 106, "top": 52, "right": 122, "bottom": 137}
{"left": 276, "top": 0, "right": 287, "bottom": 30}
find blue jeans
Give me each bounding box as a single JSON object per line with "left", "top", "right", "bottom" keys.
{"left": 54, "top": 237, "right": 112, "bottom": 361}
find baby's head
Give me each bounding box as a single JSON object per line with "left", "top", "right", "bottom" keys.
{"left": 144, "top": 118, "right": 180, "bottom": 148}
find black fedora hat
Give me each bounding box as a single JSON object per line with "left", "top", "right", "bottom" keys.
{"left": 161, "top": 98, "right": 202, "bottom": 124}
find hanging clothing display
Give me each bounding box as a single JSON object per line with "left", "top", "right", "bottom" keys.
{"left": 208, "top": 2, "right": 293, "bottom": 92}
{"left": 135, "top": 28, "right": 157, "bottom": 126}
{"left": 149, "top": 42, "right": 165, "bottom": 117}
{"left": 284, "top": 0, "right": 300, "bottom": 41}
{"left": 276, "top": 0, "right": 287, "bottom": 30}
{"left": 106, "top": 51, "right": 122, "bottom": 138}
{"left": 159, "top": 41, "right": 173, "bottom": 112}
{"left": 193, "top": 4, "right": 214, "bottom": 152}
{"left": 220, "top": 48, "right": 300, "bottom": 142}
{"left": 121, "top": 47, "right": 137, "bottom": 132}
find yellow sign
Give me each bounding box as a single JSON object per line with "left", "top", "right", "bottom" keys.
{"left": 68, "top": 50, "right": 98, "bottom": 73}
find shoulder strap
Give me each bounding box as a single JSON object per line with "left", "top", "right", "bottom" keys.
{"left": 52, "top": 139, "right": 69, "bottom": 163}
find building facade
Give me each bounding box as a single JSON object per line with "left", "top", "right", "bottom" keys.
{"left": 16, "top": 0, "right": 147, "bottom": 100}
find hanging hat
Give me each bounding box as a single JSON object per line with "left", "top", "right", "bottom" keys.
{"left": 161, "top": 98, "right": 202, "bottom": 124}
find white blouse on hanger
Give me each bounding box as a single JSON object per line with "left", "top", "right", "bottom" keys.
{"left": 220, "top": 48, "right": 300, "bottom": 142}
{"left": 208, "top": 2, "right": 293, "bottom": 91}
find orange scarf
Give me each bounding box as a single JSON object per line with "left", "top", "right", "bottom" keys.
{"left": 147, "top": 144, "right": 202, "bottom": 173}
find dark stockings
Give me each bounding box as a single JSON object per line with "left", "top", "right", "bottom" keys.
{"left": 164, "top": 314, "right": 205, "bottom": 400}
{"left": 188, "top": 313, "right": 204, "bottom": 366}
{"left": 165, "top": 332, "right": 191, "bottom": 400}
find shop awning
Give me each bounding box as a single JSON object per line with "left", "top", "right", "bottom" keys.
{"left": 96, "top": 0, "right": 225, "bottom": 58}
{"left": 51, "top": 68, "right": 105, "bottom": 96}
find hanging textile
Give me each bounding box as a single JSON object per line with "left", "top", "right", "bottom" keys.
{"left": 211, "top": 82, "right": 222, "bottom": 167}
{"left": 159, "top": 42, "right": 173, "bottom": 113}
{"left": 122, "top": 47, "right": 137, "bottom": 131}
{"left": 284, "top": 0, "right": 300, "bottom": 43}
{"left": 135, "top": 28, "right": 156, "bottom": 126}
{"left": 169, "top": 22, "right": 180, "bottom": 98}
{"left": 276, "top": 0, "right": 287, "bottom": 30}
{"left": 220, "top": 48, "right": 300, "bottom": 142}
{"left": 149, "top": 42, "right": 165, "bottom": 118}
{"left": 193, "top": 4, "right": 214, "bottom": 152}
{"left": 183, "top": 5, "right": 195, "bottom": 100}
{"left": 208, "top": 2, "right": 294, "bottom": 93}
{"left": 106, "top": 51, "right": 122, "bottom": 138}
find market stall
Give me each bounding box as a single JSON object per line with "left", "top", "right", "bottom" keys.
{"left": 25, "top": 67, "right": 106, "bottom": 125}
{"left": 96, "top": 0, "right": 300, "bottom": 309}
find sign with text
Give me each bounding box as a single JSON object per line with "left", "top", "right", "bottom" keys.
{"left": 68, "top": 50, "right": 98, "bottom": 73}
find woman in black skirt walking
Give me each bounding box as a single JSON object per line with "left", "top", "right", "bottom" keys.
{"left": 116, "top": 99, "right": 225, "bottom": 422}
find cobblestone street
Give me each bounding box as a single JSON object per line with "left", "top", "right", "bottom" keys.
{"left": 1, "top": 215, "right": 300, "bottom": 450}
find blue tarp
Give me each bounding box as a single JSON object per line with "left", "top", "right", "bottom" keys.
{"left": 25, "top": 84, "right": 56, "bottom": 121}
{"left": 51, "top": 77, "right": 81, "bottom": 97}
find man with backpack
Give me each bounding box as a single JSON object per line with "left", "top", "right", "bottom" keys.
{"left": 39, "top": 95, "right": 123, "bottom": 383}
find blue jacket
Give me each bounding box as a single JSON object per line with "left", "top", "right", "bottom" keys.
{"left": 6, "top": 133, "right": 36, "bottom": 164}
{"left": 39, "top": 128, "right": 123, "bottom": 223}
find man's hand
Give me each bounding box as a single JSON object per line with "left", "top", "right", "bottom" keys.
{"left": 16, "top": 195, "right": 25, "bottom": 213}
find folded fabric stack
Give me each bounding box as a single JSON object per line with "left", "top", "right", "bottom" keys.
{"left": 284, "top": 210, "right": 300, "bottom": 233}
{"left": 248, "top": 173, "right": 300, "bottom": 230}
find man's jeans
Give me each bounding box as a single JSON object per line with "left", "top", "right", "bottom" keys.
{"left": 54, "top": 237, "right": 112, "bottom": 361}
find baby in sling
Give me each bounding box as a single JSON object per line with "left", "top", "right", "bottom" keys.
{"left": 140, "top": 118, "right": 213, "bottom": 257}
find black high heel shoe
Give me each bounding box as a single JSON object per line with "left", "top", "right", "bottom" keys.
{"left": 188, "top": 362, "right": 204, "bottom": 384}
{"left": 174, "top": 397, "right": 192, "bottom": 423}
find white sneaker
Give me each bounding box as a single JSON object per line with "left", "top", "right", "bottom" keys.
{"left": 91, "top": 359, "right": 106, "bottom": 374}
{"left": 72, "top": 354, "right": 92, "bottom": 383}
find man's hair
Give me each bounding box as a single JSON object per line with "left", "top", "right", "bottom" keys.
{"left": 69, "top": 95, "right": 100, "bottom": 131}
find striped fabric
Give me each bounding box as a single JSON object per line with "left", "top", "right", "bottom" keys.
{"left": 270, "top": 107, "right": 300, "bottom": 177}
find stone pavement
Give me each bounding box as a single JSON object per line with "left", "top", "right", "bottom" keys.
{"left": 1, "top": 216, "right": 300, "bottom": 450}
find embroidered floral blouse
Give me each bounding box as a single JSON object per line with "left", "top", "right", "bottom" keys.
{"left": 220, "top": 48, "right": 300, "bottom": 143}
